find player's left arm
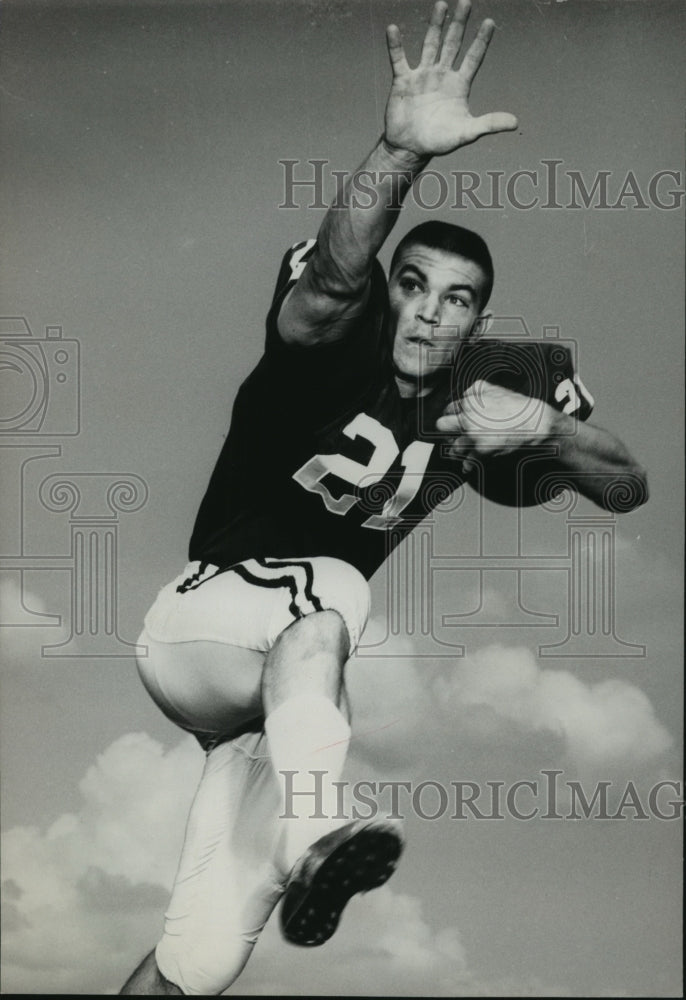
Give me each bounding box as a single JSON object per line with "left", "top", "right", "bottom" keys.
{"left": 436, "top": 380, "right": 649, "bottom": 512}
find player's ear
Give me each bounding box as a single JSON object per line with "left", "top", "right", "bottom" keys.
{"left": 470, "top": 310, "right": 492, "bottom": 340}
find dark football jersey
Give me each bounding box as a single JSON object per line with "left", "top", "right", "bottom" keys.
{"left": 189, "top": 240, "right": 594, "bottom": 579}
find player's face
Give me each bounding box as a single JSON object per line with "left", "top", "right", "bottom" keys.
{"left": 389, "top": 246, "right": 489, "bottom": 387}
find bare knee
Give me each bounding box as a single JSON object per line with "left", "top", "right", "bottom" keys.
{"left": 263, "top": 611, "right": 350, "bottom": 710}
{"left": 276, "top": 610, "right": 350, "bottom": 660}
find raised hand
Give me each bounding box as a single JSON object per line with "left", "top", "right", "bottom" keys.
{"left": 384, "top": 0, "right": 518, "bottom": 157}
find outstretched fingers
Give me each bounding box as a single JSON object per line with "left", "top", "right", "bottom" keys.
{"left": 385, "top": 24, "right": 410, "bottom": 75}
{"left": 459, "top": 17, "right": 496, "bottom": 85}
{"left": 438, "top": 0, "right": 472, "bottom": 67}
{"left": 419, "top": 0, "right": 449, "bottom": 65}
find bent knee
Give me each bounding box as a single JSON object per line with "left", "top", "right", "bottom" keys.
{"left": 291, "top": 557, "right": 371, "bottom": 655}
{"left": 279, "top": 608, "right": 350, "bottom": 659}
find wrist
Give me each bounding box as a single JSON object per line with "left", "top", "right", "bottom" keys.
{"left": 546, "top": 408, "right": 580, "bottom": 468}
{"left": 379, "top": 134, "right": 430, "bottom": 172}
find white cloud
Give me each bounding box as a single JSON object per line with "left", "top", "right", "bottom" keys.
{"left": 436, "top": 644, "right": 673, "bottom": 767}
{"left": 1, "top": 732, "right": 203, "bottom": 994}
{"left": 348, "top": 629, "right": 672, "bottom": 773}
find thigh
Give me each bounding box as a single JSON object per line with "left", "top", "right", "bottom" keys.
{"left": 137, "top": 631, "right": 265, "bottom": 740}
{"left": 138, "top": 561, "right": 280, "bottom": 741}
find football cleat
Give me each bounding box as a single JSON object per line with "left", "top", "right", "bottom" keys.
{"left": 280, "top": 819, "right": 404, "bottom": 947}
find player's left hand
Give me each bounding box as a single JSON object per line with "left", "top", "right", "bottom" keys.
{"left": 436, "top": 380, "right": 559, "bottom": 470}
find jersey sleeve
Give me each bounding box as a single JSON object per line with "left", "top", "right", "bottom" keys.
{"left": 541, "top": 342, "right": 594, "bottom": 421}
{"left": 456, "top": 339, "right": 596, "bottom": 508}
{"left": 260, "top": 239, "right": 390, "bottom": 405}
{"left": 264, "top": 238, "right": 388, "bottom": 356}
{"left": 265, "top": 238, "right": 319, "bottom": 349}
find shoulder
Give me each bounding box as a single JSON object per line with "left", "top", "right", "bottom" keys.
{"left": 272, "top": 240, "right": 319, "bottom": 305}
{"left": 265, "top": 239, "right": 390, "bottom": 358}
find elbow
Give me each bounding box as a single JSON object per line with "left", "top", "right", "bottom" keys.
{"left": 600, "top": 466, "right": 649, "bottom": 512}
{"left": 309, "top": 243, "right": 368, "bottom": 302}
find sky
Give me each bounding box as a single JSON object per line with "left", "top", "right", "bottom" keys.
{"left": 1, "top": 0, "right": 683, "bottom": 995}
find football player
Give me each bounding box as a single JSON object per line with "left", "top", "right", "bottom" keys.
{"left": 121, "top": 1, "right": 647, "bottom": 994}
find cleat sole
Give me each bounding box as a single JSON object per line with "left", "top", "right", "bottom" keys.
{"left": 281, "top": 822, "right": 403, "bottom": 948}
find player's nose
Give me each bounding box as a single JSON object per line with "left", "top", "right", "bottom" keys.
{"left": 417, "top": 294, "right": 440, "bottom": 325}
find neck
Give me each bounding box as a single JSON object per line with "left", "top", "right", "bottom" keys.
{"left": 394, "top": 375, "right": 431, "bottom": 398}
{"left": 393, "top": 363, "right": 446, "bottom": 399}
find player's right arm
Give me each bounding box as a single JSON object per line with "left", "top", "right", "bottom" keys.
{"left": 277, "top": 0, "right": 517, "bottom": 347}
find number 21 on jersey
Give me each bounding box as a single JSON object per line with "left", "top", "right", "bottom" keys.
{"left": 293, "top": 413, "right": 433, "bottom": 530}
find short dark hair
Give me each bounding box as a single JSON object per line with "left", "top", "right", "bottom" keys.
{"left": 390, "top": 221, "right": 494, "bottom": 308}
